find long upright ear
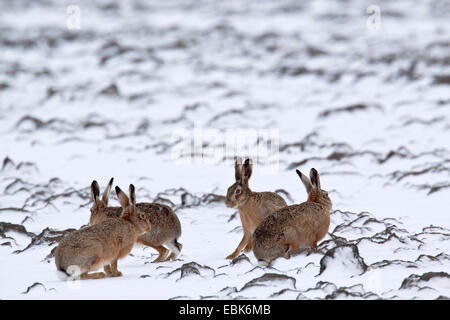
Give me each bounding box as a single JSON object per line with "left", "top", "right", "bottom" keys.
{"left": 309, "top": 168, "right": 321, "bottom": 191}
{"left": 235, "top": 157, "right": 243, "bottom": 182}
{"left": 242, "top": 158, "right": 253, "bottom": 184}
{"left": 128, "top": 184, "right": 136, "bottom": 216}
{"left": 91, "top": 180, "right": 100, "bottom": 203}
{"left": 115, "top": 186, "right": 129, "bottom": 208}
{"left": 102, "top": 177, "right": 114, "bottom": 205}
{"left": 296, "top": 170, "right": 312, "bottom": 194}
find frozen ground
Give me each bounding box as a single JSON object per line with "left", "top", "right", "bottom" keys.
{"left": 0, "top": 0, "right": 449, "bottom": 299}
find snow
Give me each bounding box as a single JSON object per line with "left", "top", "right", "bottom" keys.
{"left": 0, "top": 0, "right": 449, "bottom": 299}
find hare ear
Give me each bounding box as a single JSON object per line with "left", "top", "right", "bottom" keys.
{"left": 115, "top": 186, "right": 129, "bottom": 208}
{"left": 296, "top": 170, "right": 312, "bottom": 194}
{"left": 235, "top": 157, "right": 243, "bottom": 182}
{"left": 91, "top": 180, "right": 100, "bottom": 203}
{"left": 129, "top": 184, "right": 136, "bottom": 213}
{"left": 243, "top": 158, "right": 253, "bottom": 183}
{"left": 101, "top": 177, "right": 114, "bottom": 205}
{"left": 309, "top": 168, "right": 321, "bottom": 191}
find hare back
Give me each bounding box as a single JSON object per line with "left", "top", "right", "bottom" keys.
{"left": 90, "top": 206, "right": 122, "bottom": 225}
{"left": 238, "top": 192, "right": 287, "bottom": 233}
{"left": 137, "top": 203, "right": 182, "bottom": 241}
{"left": 280, "top": 203, "right": 330, "bottom": 237}
{"left": 254, "top": 202, "right": 330, "bottom": 246}
{"left": 250, "top": 192, "right": 287, "bottom": 216}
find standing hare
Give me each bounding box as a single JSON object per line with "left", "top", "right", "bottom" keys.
{"left": 253, "top": 168, "right": 332, "bottom": 266}
{"left": 55, "top": 184, "right": 152, "bottom": 279}
{"left": 225, "top": 157, "right": 287, "bottom": 260}
{"left": 89, "top": 179, "right": 182, "bottom": 263}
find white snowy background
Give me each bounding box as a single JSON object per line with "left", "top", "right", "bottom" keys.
{"left": 0, "top": 0, "right": 449, "bottom": 299}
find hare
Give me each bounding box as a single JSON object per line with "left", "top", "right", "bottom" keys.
{"left": 88, "top": 179, "right": 182, "bottom": 263}
{"left": 55, "top": 184, "right": 151, "bottom": 280}
{"left": 253, "top": 168, "right": 332, "bottom": 266}
{"left": 225, "top": 157, "right": 287, "bottom": 260}
{"left": 89, "top": 179, "right": 182, "bottom": 263}
{"left": 135, "top": 202, "right": 183, "bottom": 262}
{"left": 89, "top": 178, "right": 122, "bottom": 225}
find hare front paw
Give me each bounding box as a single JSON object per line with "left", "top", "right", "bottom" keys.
{"left": 226, "top": 252, "right": 238, "bottom": 260}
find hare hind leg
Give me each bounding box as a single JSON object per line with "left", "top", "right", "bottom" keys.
{"left": 305, "top": 238, "right": 321, "bottom": 256}
{"left": 153, "top": 246, "right": 170, "bottom": 262}
{"left": 284, "top": 243, "right": 300, "bottom": 259}
{"left": 167, "top": 239, "right": 182, "bottom": 260}
{"left": 137, "top": 237, "right": 170, "bottom": 262}
{"left": 110, "top": 260, "right": 122, "bottom": 277}
{"left": 80, "top": 272, "right": 107, "bottom": 280}
{"left": 77, "top": 253, "right": 109, "bottom": 279}
{"left": 103, "top": 264, "right": 113, "bottom": 276}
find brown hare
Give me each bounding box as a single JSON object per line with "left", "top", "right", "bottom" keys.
{"left": 135, "top": 202, "right": 182, "bottom": 262}
{"left": 225, "top": 157, "right": 287, "bottom": 260}
{"left": 89, "top": 179, "right": 182, "bottom": 263}
{"left": 253, "top": 168, "right": 332, "bottom": 266}
{"left": 55, "top": 184, "right": 152, "bottom": 280}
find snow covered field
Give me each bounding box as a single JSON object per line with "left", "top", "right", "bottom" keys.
{"left": 0, "top": 0, "right": 449, "bottom": 299}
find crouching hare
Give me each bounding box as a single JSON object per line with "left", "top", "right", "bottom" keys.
{"left": 253, "top": 168, "right": 332, "bottom": 266}
{"left": 89, "top": 179, "right": 182, "bottom": 263}
{"left": 54, "top": 184, "right": 151, "bottom": 279}
{"left": 225, "top": 157, "right": 287, "bottom": 260}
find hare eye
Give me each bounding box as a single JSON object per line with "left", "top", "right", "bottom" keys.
{"left": 236, "top": 189, "right": 241, "bottom": 195}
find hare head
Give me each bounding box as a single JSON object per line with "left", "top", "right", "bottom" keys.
{"left": 296, "top": 168, "right": 331, "bottom": 208}
{"left": 115, "top": 184, "right": 151, "bottom": 234}
{"left": 90, "top": 178, "right": 114, "bottom": 214}
{"left": 225, "top": 157, "right": 253, "bottom": 209}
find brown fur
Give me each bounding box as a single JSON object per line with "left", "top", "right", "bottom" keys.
{"left": 253, "top": 168, "right": 332, "bottom": 265}
{"left": 225, "top": 158, "right": 287, "bottom": 259}
{"left": 135, "top": 202, "right": 183, "bottom": 262}
{"left": 89, "top": 179, "right": 182, "bottom": 263}
{"left": 90, "top": 206, "right": 122, "bottom": 225}
{"left": 89, "top": 178, "right": 121, "bottom": 225}
{"left": 55, "top": 184, "right": 151, "bottom": 280}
